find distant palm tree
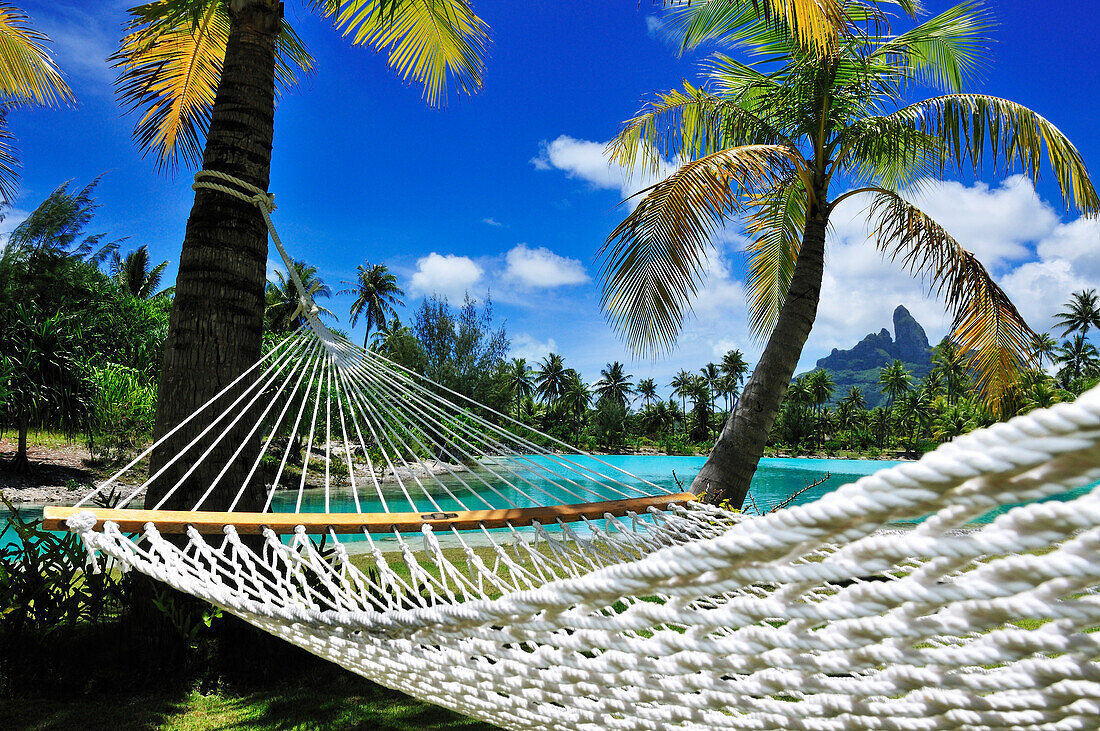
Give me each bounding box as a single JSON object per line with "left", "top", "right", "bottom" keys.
{"left": 879, "top": 360, "right": 912, "bottom": 408}
{"left": 670, "top": 369, "right": 694, "bottom": 416}
{"left": 535, "top": 353, "right": 569, "bottom": 406}
{"left": 265, "top": 260, "right": 334, "bottom": 334}
{"left": 341, "top": 263, "right": 405, "bottom": 347}
{"left": 502, "top": 358, "right": 535, "bottom": 417}
{"left": 806, "top": 369, "right": 835, "bottom": 411}
{"left": 932, "top": 338, "right": 968, "bottom": 404}
{"left": 839, "top": 386, "right": 866, "bottom": 412}
{"left": 720, "top": 349, "right": 749, "bottom": 408}
{"left": 1056, "top": 335, "right": 1100, "bottom": 384}
{"left": 370, "top": 315, "right": 411, "bottom": 355}
{"left": 1054, "top": 289, "right": 1100, "bottom": 338}
{"left": 637, "top": 377, "right": 658, "bottom": 409}
{"left": 700, "top": 362, "right": 722, "bottom": 411}
{"left": 0, "top": 3, "right": 74, "bottom": 202}
{"left": 560, "top": 373, "right": 591, "bottom": 443}
{"left": 896, "top": 387, "right": 935, "bottom": 452}
{"left": 1029, "top": 332, "right": 1058, "bottom": 370}
{"left": 594, "top": 361, "right": 634, "bottom": 409}
{"left": 786, "top": 376, "right": 812, "bottom": 409}
{"left": 110, "top": 245, "right": 172, "bottom": 299}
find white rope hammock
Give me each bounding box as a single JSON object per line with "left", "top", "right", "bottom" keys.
{"left": 45, "top": 171, "right": 1100, "bottom": 730}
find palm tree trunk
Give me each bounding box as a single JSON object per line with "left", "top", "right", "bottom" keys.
{"left": 10, "top": 417, "right": 30, "bottom": 473}
{"left": 693, "top": 210, "right": 829, "bottom": 507}
{"left": 147, "top": 0, "right": 279, "bottom": 512}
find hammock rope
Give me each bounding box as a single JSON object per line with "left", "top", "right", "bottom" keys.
{"left": 44, "top": 170, "right": 1100, "bottom": 730}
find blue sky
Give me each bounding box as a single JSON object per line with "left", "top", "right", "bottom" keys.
{"left": 8, "top": 0, "right": 1100, "bottom": 396}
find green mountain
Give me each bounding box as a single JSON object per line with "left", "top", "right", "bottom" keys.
{"left": 809, "top": 305, "right": 933, "bottom": 408}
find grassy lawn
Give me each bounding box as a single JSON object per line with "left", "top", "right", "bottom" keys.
{"left": 2, "top": 678, "right": 498, "bottom": 731}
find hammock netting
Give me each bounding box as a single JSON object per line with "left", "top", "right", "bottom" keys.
{"left": 47, "top": 173, "right": 1100, "bottom": 730}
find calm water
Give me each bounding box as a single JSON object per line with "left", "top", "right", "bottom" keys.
{"left": 4, "top": 456, "right": 1096, "bottom": 549}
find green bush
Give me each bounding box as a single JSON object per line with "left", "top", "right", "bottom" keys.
{"left": 88, "top": 362, "right": 156, "bottom": 463}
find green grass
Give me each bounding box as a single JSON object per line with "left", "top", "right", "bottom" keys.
{"left": 2, "top": 679, "right": 498, "bottom": 731}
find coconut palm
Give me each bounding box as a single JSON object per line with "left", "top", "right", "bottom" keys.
{"left": 670, "top": 369, "right": 693, "bottom": 415}
{"left": 1056, "top": 335, "right": 1100, "bottom": 385}
{"left": 370, "top": 314, "right": 411, "bottom": 354}
{"left": 1029, "top": 332, "right": 1058, "bottom": 371}
{"left": 700, "top": 362, "right": 722, "bottom": 411}
{"left": 594, "top": 361, "right": 635, "bottom": 409}
{"left": 560, "top": 373, "right": 591, "bottom": 443}
{"left": 896, "top": 387, "right": 935, "bottom": 453}
{"left": 720, "top": 348, "right": 749, "bottom": 407}
{"left": 341, "top": 262, "right": 406, "bottom": 346}
{"left": 113, "top": 0, "right": 489, "bottom": 511}
{"left": 931, "top": 338, "right": 968, "bottom": 404}
{"left": 0, "top": 3, "right": 74, "bottom": 202}
{"left": 637, "top": 377, "right": 658, "bottom": 409}
{"left": 502, "top": 357, "right": 535, "bottom": 418}
{"left": 265, "top": 260, "right": 335, "bottom": 334}
{"left": 1053, "top": 289, "right": 1100, "bottom": 338}
{"left": 805, "top": 369, "right": 835, "bottom": 411}
{"left": 110, "top": 245, "right": 173, "bottom": 299}
{"left": 599, "top": 1, "right": 1097, "bottom": 508}
{"left": 879, "top": 360, "right": 912, "bottom": 408}
{"left": 535, "top": 353, "right": 569, "bottom": 406}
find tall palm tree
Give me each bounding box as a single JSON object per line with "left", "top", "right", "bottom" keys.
{"left": 265, "top": 260, "right": 335, "bottom": 334}
{"left": 670, "top": 369, "right": 693, "bottom": 415}
{"left": 560, "top": 373, "right": 591, "bottom": 443}
{"left": 113, "top": 0, "right": 489, "bottom": 511}
{"left": 720, "top": 348, "right": 749, "bottom": 408}
{"left": 502, "top": 357, "right": 535, "bottom": 418}
{"left": 535, "top": 353, "right": 569, "bottom": 406}
{"left": 878, "top": 360, "right": 912, "bottom": 409}
{"left": 700, "top": 362, "right": 722, "bottom": 411}
{"left": 110, "top": 245, "right": 173, "bottom": 299}
{"left": 0, "top": 3, "right": 74, "bottom": 203}
{"left": 1029, "top": 332, "right": 1058, "bottom": 371}
{"left": 594, "top": 361, "right": 634, "bottom": 409}
{"left": 805, "top": 369, "right": 835, "bottom": 411}
{"left": 599, "top": 1, "right": 1097, "bottom": 507}
{"left": 931, "top": 338, "right": 968, "bottom": 404}
{"left": 341, "top": 262, "right": 405, "bottom": 346}
{"left": 1053, "top": 289, "right": 1100, "bottom": 338}
{"left": 637, "top": 377, "right": 658, "bottom": 409}
{"left": 1056, "top": 335, "right": 1100, "bottom": 385}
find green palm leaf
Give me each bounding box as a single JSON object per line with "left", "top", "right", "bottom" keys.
{"left": 319, "top": 0, "right": 488, "bottom": 107}
{"left": 744, "top": 179, "right": 806, "bottom": 338}
{"left": 0, "top": 2, "right": 73, "bottom": 106}
{"left": 670, "top": 0, "right": 849, "bottom": 55}
{"left": 885, "top": 93, "right": 1100, "bottom": 215}
{"left": 599, "top": 144, "right": 801, "bottom": 355}
{"left": 867, "top": 188, "right": 1035, "bottom": 413}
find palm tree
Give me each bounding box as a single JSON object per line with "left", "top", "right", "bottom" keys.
{"left": 1029, "top": 332, "right": 1058, "bottom": 371}
{"left": 560, "top": 373, "right": 591, "bottom": 443}
{"left": 114, "top": 0, "right": 489, "bottom": 511}
{"left": 0, "top": 3, "right": 74, "bottom": 203}
{"left": 265, "top": 260, "right": 334, "bottom": 334}
{"left": 110, "top": 245, "right": 172, "bottom": 299}
{"left": 535, "top": 353, "right": 569, "bottom": 406}
{"left": 839, "top": 385, "right": 865, "bottom": 412}
{"left": 670, "top": 369, "right": 693, "bottom": 415}
{"left": 720, "top": 348, "right": 749, "bottom": 409}
{"left": 1056, "top": 335, "right": 1100, "bottom": 385}
{"left": 896, "top": 387, "right": 935, "bottom": 453}
{"left": 637, "top": 377, "right": 658, "bottom": 409}
{"left": 594, "top": 361, "right": 634, "bottom": 409}
{"left": 341, "top": 262, "right": 405, "bottom": 347}
{"left": 700, "top": 362, "right": 722, "bottom": 411}
{"left": 931, "top": 338, "right": 968, "bottom": 404}
{"left": 598, "top": 1, "right": 1096, "bottom": 508}
{"left": 502, "top": 358, "right": 535, "bottom": 418}
{"left": 1053, "top": 289, "right": 1100, "bottom": 338}
{"left": 879, "top": 360, "right": 912, "bottom": 409}
{"left": 805, "top": 369, "right": 835, "bottom": 412}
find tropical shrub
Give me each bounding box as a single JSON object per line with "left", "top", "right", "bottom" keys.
{"left": 88, "top": 363, "right": 157, "bottom": 463}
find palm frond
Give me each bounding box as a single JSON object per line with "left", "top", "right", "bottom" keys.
{"left": 886, "top": 93, "right": 1100, "bottom": 215}
{"left": 113, "top": 0, "right": 313, "bottom": 169}
{"left": 867, "top": 188, "right": 1035, "bottom": 414}
{"left": 0, "top": 2, "right": 73, "bottom": 106}
{"left": 318, "top": 0, "right": 488, "bottom": 107}
{"left": 670, "top": 0, "right": 848, "bottom": 55}
{"left": 598, "top": 144, "right": 799, "bottom": 355}
{"left": 744, "top": 178, "right": 807, "bottom": 338}
{"left": 608, "top": 83, "right": 795, "bottom": 178}
{"left": 0, "top": 108, "right": 20, "bottom": 203}
{"left": 839, "top": 114, "right": 945, "bottom": 190}
{"left": 868, "top": 1, "right": 991, "bottom": 92}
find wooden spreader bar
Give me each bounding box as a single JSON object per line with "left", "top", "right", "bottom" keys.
{"left": 42, "top": 492, "right": 697, "bottom": 535}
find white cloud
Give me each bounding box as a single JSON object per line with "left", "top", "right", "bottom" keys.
{"left": 511, "top": 334, "right": 557, "bottom": 363}
{"left": 35, "top": 4, "right": 126, "bottom": 88}
{"left": 482, "top": 217, "right": 503, "bottom": 227}
{"left": 645, "top": 15, "right": 664, "bottom": 38}
{"left": 531, "top": 135, "right": 672, "bottom": 206}
{"left": 410, "top": 252, "right": 483, "bottom": 301}
{"left": 0, "top": 208, "right": 29, "bottom": 247}
{"left": 504, "top": 244, "right": 588, "bottom": 288}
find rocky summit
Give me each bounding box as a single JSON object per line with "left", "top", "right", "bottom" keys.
{"left": 810, "top": 305, "right": 934, "bottom": 408}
